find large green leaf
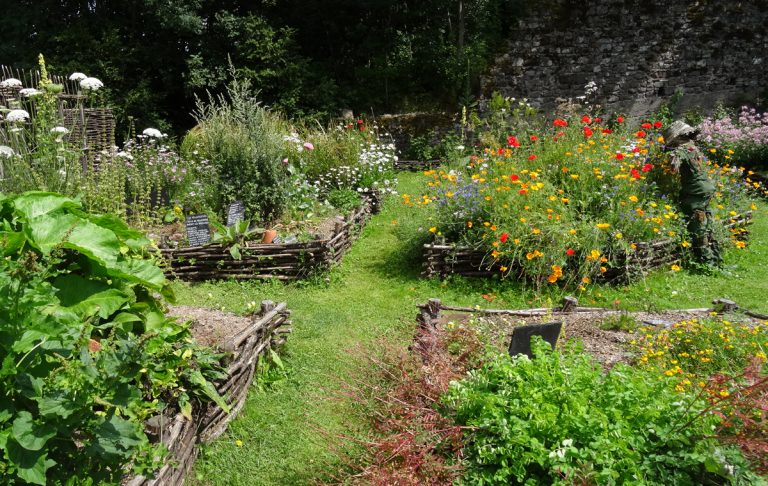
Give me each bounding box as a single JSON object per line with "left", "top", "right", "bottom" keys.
{"left": 86, "top": 214, "right": 151, "bottom": 251}
{"left": 104, "top": 259, "right": 167, "bottom": 291}
{"left": 12, "top": 411, "right": 56, "bottom": 451}
{"left": 7, "top": 438, "right": 56, "bottom": 485}
{"left": 27, "top": 213, "right": 121, "bottom": 265}
{"left": 189, "top": 370, "right": 231, "bottom": 414}
{"left": 87, "top": 413, "right": 145, "bottom": 459}
{"left": 53, "top": 275, "right": 131, "bottom": 319}
{"left": 12, "top": 192, "right": 80, "bottom": 219}
{"left": 0, "top": 230, "right": 26, "bottom": 256}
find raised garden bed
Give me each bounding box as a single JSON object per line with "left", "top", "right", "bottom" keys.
{"left": 416, "top": 297, "right": 767, "bottom": 368}
{"left": 423, "top": 211, "right": 754, "bottom": 281}
{"left": 125, "top": 301, "right": 291, "bottom": 486}
{"left": 161, "top": 194, "right": 379, "bottom": 282}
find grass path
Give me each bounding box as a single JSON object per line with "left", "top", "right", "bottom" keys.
{"left": 174, "top": 173, "right": 768, "bottom": 485}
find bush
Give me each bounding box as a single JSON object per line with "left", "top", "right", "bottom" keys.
{"left": 193, "top": 77, "right": 290, "bottom": 224}
{"left": 0, "top": 192, "right": 227, "bottom": 484}
{"left": 442, "top": 339, "right": 760, "bottom": 485}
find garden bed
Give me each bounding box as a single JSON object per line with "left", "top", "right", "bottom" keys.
{"left": 125, "top": 301, "right": 291, "bottom": 486}
{"left": 423, "top": 211, "right": 753, "bottom": 281}
{"left": 161, "top": 194, "right": 379, "bottom": 282}
{"left": 416, "top": 297, "right": 765, "bottom": 368}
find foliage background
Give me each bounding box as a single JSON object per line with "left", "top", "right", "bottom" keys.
{"left": 0, "top": 0, "right": 518, "bottom": 134}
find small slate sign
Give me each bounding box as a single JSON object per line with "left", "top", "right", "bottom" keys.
{"left": 226, "top": 200, "right": 245, "bottom": 227}
{"left": 508, "top": 321, "right": 563, "bottom": 359}
{"left": 185, "top": 214, "right": 211, "bottom": 247}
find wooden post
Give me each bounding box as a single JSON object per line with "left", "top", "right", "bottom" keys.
{"left": 560, "top": 296, "right": 578, "bottom": 313}
{"left": 712, "top": 298, "right": 738, "bottom": 313}
{"left": 417, "top": 298, "right": 443, "bottom": 328}
{"left": 260, "top": 300, "right": 276, "bottom": 316}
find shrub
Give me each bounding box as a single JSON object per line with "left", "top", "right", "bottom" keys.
{"left": 442, "top": 339, "right": 760, "bottom": 485}
{"left": 193, "top": 77, "right": 290, "bottom": 224}
{"left": 0, "top": 192, "right": 227, "bottom": 484}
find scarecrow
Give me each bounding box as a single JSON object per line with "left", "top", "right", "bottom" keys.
{"left": 663, "top": 120, "right": 721, "bottom": 266}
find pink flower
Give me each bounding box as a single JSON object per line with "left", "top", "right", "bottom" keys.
{"left": 303, "top": 142, "right": 314, "bottom": 150}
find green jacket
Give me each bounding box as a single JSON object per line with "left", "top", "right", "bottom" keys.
{"left": 672, "top": 142, "right": 716, "bottom": 199}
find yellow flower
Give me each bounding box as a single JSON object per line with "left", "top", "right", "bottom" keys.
{"left": 671, "top": 264, "right": 681, "bottom": 272}
{"left": 614, "top": 233, "right": 623, "bottom": 240}
{"left": 681, "top": 241, "right": 691, "bottom": 248}
{"left": 526, "top": 252, "right": 535, "bottom": 260}
{"left": 467, "top": 221, "right": 473, "bottom": 228}
{"left": 532, "top": 228, "right": 541, "bottom": 235}
{"left": 500, "top": 266, "right": 508, "bottom": 272}
{"left": 568, "top": 229, "right": 577, "bottom": 235}
{"left": 429, "top": 227, "right": 437, "bottom": 233}
{"left": 235, "top": 440, "right": 244, "bottom": 447}
{"left": 596, "top": 223, "right": 610, "bottom": 230}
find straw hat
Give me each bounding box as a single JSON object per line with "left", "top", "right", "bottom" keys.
{"left": 663, "top": 120, "right": 699, "bottom": 147}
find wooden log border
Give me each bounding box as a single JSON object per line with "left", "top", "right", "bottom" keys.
{"left": 417, "top": 297, "right": 768, "bottom": 329}
{"left": 125, "top": 301, "right": 292, "bottom": 486}
{"left": 161, "top": 193, "right": 380, "bottom": 282}
{"left": 422, "top": 211, "right": 754, "bottom": 281}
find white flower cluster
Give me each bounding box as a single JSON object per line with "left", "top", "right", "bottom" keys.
{"left": 79, "top": 77, "right": 104, "bottom": 91}
{"left": 0, "top": 145, "right": 15, "bottom": 158}
{"left": 18, "top": 88, "right": 41, "bottom": 98}
{"left": 142, "top": 128, "right": 166, "bottom": 139}
{"left": 5, "top": 110, "right": 30, "bottom": 123}
{"left": 0, "top": 78, "right": 22, "bottom": 89}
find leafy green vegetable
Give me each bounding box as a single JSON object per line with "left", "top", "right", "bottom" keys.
{"left": 0, "top": 192, "right": 228, "bottom": 484}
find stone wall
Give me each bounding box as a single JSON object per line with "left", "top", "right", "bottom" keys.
{"left": 482, "top": 0, "right": 768, "bottom": 117}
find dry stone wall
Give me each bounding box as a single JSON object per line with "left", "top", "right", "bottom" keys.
{"left": 482, "top": 0, "right": 768, "bottom": 117}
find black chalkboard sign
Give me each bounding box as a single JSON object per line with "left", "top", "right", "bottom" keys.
{"left": 226, "top": 201, "right": 245, "bottom": 227}
{"left": 185, "top": 214, "right": 211, "bottom": 247}
{"left": 508, "top": 321, "right": 563, "bottom": 359}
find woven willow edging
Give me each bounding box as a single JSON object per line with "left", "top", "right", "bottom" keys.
{"left": 161, "top": 194, "right": 379, "bottom": 282}
{"left": 423, "top": 211, "right": 753, "bottom": 281}
{"left": 125, "top": 301, "right": 291, "bottom": 486}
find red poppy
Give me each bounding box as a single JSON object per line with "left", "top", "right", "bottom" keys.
{"left": 565, "top": 248, "right": 575, "bottom": 256}
{"left": 635, "top": 130, "right": 647, "bottom": 138}
{"left": 497, "top": 147, "right": 504, "bottom": 155}
{"left": 553, "top": 118, "right": 568, "bottom": 127}
{"left": 507, "top": 136, "right": 521, "bottom": 148}
{"left": 641, "top": 163, "right": 653, "bottom": 172}
{"left": 641, "top": 122, "right": 652, "bottom": 129}
{"left": 528, "top": 154, "right": 537, "bottom": 160}
{"left": 583, "top": 126, "right": 594, "bottom": 138}
{"left": 632, "top": 147, "right": 641, "bottom": 153}
{"left": 602, "top": 128, "right": 613, "bottom": 134}
{"left": 593, "top": 117, "right": 602, "bottom": 123}
{"left": 630, "top": 169, "right": 641, "bottom": 179}
{"left": 357, "top": 119, "right": 364, "bottom": 124}
{"left": 617, "top": 116, "right": 625, "bottom": 123}
{"left": 581, "top": 115, "right": 591, "bottom": 124}
{"left": 500, "top": 232, "right": 509, "bottom": 243}
{"left": 653, "top": 121, "right": 663, "bottom": 129}
{"left": 530, "top": 135, "right": 539, "bottom": 141}
{"left": 510, "top": 174, "right": 520, "bottom": 181}
{"left": 615, "top": 153, "right": 624, "bottom": 160}
{"left": 519, "top": 189, "right": 528, "bottom": 195}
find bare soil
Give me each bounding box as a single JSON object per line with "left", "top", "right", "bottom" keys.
{"left": 168, "top": 305, "right": 254, "bottom": 349}
{"left": 436, "top": 309, "right": 722, "bottom": 369}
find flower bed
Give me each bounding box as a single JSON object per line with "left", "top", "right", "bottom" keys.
{"left": 161, "top": 195, "right": 378, "bottom": 281}
{"left": 126, "top": 301, "right": 291, "bottom": 486}
{"left": 423, "top": 211, "right": 754, "bottom": 281}
{"left": 409, "top": 113, "right": 762, "bottom": 286}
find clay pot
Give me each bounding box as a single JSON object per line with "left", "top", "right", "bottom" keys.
{"left": 261, "top": 229, "right": 277, "bottom": 244}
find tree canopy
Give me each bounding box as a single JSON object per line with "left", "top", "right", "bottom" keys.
{"left": 0, "top": 0, "right": 519, "bottom": 133}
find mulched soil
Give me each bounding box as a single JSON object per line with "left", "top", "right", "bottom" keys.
{"left": 436, "top": 309, "right": 762, "bottom": 369}
{"left": 167, "top": 305, "right": 254, "bottom": 349}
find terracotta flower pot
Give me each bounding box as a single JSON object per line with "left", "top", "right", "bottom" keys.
{"left": 261, "top": 229, "right": 278, "bottom": 244}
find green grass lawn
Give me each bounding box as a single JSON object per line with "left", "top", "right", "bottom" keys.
{"left": 175, "top": 172, "right": 768, "bottom": 485}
